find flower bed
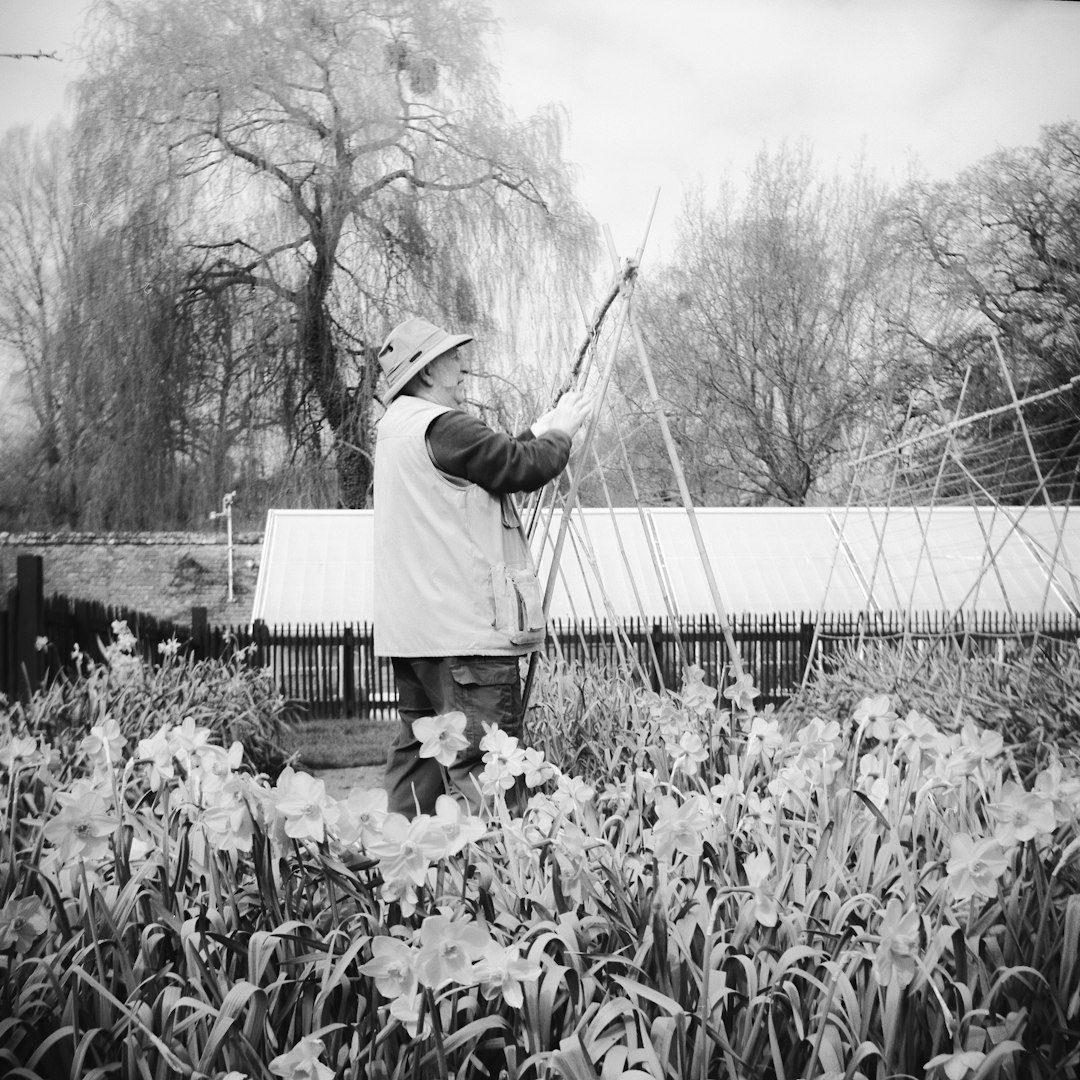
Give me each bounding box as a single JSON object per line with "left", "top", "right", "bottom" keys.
{"left": 1, "top": 632, "right": 1079, "bottom": 1078}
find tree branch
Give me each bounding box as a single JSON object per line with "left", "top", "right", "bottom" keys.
{"left": 0, "top": 51, "right": 60, "bottom": 61}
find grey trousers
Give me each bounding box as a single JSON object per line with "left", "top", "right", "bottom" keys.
{"left": 384, "top": 655, "right": 526, "bottom": 818}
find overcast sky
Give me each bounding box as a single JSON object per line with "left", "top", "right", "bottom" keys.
{"left": 1, "top": 0, "right": 1078, "bottom": 260}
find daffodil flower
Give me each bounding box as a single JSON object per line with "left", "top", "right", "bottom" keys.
{"left": 987, "top": 780, "right": 1056, "bottom": 848}
{"left": 742, "top": 849, "right": 779, "bottom": 927}
{"left": 924, "top": 1049, "right": 986, "bottom": 1080}
{"left": 200, "top": 789, "right": 255, "bottom": 855}
{"left": 742, "top": 791, "right": 776, "bottom": 830}
{"left": 710, "top": 772, "right": 743, "bottom": 801}
{"left": 670, "top": 731, "right": 709, "bottom": 776}
{"left": 270, "top": 768, "right": 337, "bottom": 843}
{"left": 721, "top": 671, "right": 758, "bottom": 712}
{"left": 683, "top": 664, "right": 720, "bottom": 714}
{"left": 852, "top": 694, "right": 897, "bottom": 742}
{"left": 522, "top": 746, "right": 555, "bottom": 788}
{"left": 1033, "top": 758, "right": 1080, "bottom": 826}
{"left": 769, "top": 759, "right": 814, "bottom": 806}
{"left": 268, "top": 1035, "right": 334, "bottom": 1080}
{"left": 388, "top": 988, "right": 429, "bottom": 1037}
{"left": 0, "top": 735, "right": 39, "bottom": 771}
{"left": 479, "top": 725, "right": 526, "bottom": 793}
{"left": 433, "top": 794, "right": 485, "bottom": 855}
{"left": 380, "top": 876, "right": 420, "bottom": 916}
{"left": 157, "top": 636, "right": 181, "bottom": 658}
{"left": 416, "top": 913, "right": 491, "bottom": 988}
{"left": 359, "top": 935, "right": 419, "bottom": 999}
{"left": 413, "top": 711, "right": 469, "bottom": 767}
{"left": 80, "top": 717, "right": 126, "bottom": 769}
{"left": 946, "top": 833, "right": 1009, "bottom": 901}
{"left": 648, "top": 794, "right": 707, "bottom": 863}
{"left": 0, "top": 896, "right": 49, "bottom": 953}
{"left": 335, "top": 786, "right": 389, "bottom": 850}
{"left": 477, "top": 941, "right": 542, "bottom": 1008}
{"left": 745, "top": 715, "right": 783, "bottom": 760}
{"left": 873, "top": 898, "right": 920, "bottom": 987}
{"left": 959, "top": 720, "right": 1003, "bottom": 764}
{"left": 367, "top": 812, "right": 448, "bottom": 885}
{"left": 195, "top": 740, "right": 244, "bottom": 784}
{"left": 896, "top": 709, "right": 946, "bottom": 761}
{"left": 169, "top": 716, "right": 214, "bottom": 769}
{"left": 42, "top": 781, "right": 116, "bottom": 864}
{"left": 136, "top": 726, "right": 176, "bottom": 790}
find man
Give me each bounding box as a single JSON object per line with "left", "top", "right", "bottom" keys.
{"left": 373, "top": 316, "right": 594, "bottom": 817}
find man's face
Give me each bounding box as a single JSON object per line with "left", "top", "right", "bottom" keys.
{"left": 426, "top": 348, "right": 469, "bottom": 408}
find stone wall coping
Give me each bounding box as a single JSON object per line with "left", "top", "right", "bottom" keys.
{"left": 1, "top": 532, "right": 265, "bottom": 546}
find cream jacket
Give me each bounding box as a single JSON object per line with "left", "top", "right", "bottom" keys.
{"left": 373, "top": 396, "right": 543, "bottom": 657}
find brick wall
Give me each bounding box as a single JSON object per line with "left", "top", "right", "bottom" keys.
{"left": 0, "top": 532, "right": 266, "bottom": 628}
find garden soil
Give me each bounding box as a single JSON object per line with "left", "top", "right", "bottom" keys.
{"left": 314, "top": 765, "right": 384, "bottom": 799}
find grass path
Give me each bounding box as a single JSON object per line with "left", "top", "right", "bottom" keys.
{"left": 280, "top": 713, "right": 397, "bottom": 770}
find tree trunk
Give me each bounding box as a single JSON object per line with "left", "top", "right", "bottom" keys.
{"left": 298, "top": 245, "right": 375, "bottom": 507}
{"left": 336, "top": 436, "right": 372, "bottom": 508}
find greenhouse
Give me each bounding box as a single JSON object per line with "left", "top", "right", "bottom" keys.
{"left": 251, "top": 504, "right": 1080, "bottom": 625}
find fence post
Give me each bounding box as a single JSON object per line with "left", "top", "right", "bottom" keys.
{"left": 650, "top": 621, "right": 665, "bottom": 691}
{"left": 799, "top": 619, "right": 816, "bottom": 682}
{"left": 191, "top": 606, "right": 209, "bottom": 660}
{"left": 16, "top": 555, "right": 44, "bottom": 700}
{"left": 343, "top": 625, "right": 356, "bottom": 717}
{"left": 252, "top": 619, "right": 269, "bottom": 670}
{"left": 1, "top": 587, "right": 12, "bottom": 701}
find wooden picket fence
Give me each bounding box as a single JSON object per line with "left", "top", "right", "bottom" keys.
{"left": 5, "top": 555, "right": 1080, "bottom": 716}
{"left": 208, "top": 610, "right": 1080, "bottom": 716}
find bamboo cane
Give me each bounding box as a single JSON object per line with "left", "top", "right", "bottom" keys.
{"left": 902, "top": 461, "right": 1079, "bottom": 682}
{"left": 609, "top": 406, "right": 687, "bottom": 685}
{"left": 799, "top": 429, "right": 871, "bottom": 689}
{"left": 522, "top": 275, "right": 638, "bottom": 711}
{"left": 852, "top": 370, "right": 1080, "bottom": 467}
{"left": 894, "top": 368, "right": 987, "bottom": 680}
{"left": 523, "top": 257, "right": 641, "bottom": 543}
{"left": 625, "top": 309, "right": 746, "bottom": 683}
{"left": 591, "top": 219, "right": 743, "bottom": 686}
{"left": 992, "top": 333, "right": 1080, "bottom": 610}
{"left": 591, "top": 433, "right": 673, "bottom": 687}
{"left": 904, "top": 367, "right": 974, "bottom": 615}
{"left": 853, "top": 395, "right": 914, "bottom": 653}
{"left": 556, "top": 497, "right": 636, "bottom": 674}
{"left": 584, "top": 446, "right": 658, "bottom": 685}
{"left": 521, "top": 198, "right": 660, "bottom": 715}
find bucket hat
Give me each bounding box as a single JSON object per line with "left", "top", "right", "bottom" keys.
{"left": 377, "top": 317, "right": 473, "bottom": 403}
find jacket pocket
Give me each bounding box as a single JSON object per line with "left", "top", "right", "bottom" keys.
{"left": 491, "top": 564, "right": 546, "bottom": 647}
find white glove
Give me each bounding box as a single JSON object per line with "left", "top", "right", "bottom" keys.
{"left": 530, "top": 389, "right": 596, "bottom": 440}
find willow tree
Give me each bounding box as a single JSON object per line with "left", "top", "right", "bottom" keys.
{"left": 0, "top": 125, "right": 72, "bottom": 523}
{"left": 78, "top": 0, "right": 593, "bottom": 507}
{"left": 0, "top": 119, "right": 286, "bottom": 529}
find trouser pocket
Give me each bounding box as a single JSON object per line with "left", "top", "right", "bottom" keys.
{"left": 449, "top": 657, "right": 523, "bottom": 747}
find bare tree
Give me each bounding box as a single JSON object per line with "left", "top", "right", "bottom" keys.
{"left": 895, "top": 122, "right": 1080, "bottom": 503}
{"left": 78, "top": 0, "right": 594, "bottom": 507}
{"left": 622, "top": 144, "right": 900, "bottom": 506}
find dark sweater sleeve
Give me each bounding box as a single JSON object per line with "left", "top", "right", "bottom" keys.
{"left": 426, "top": 410, "right": 571, "bottom": 494}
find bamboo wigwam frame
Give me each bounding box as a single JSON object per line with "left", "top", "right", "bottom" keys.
{"left": 523, "top": 192, "right": 747, "bottom": 713}
{"left": 523, "top": 198, "right": 1080, "bottom": 712}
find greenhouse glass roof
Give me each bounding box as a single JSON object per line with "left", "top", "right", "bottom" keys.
{"left": 250, "top": 505, "right": 1080, "bottom": 625}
